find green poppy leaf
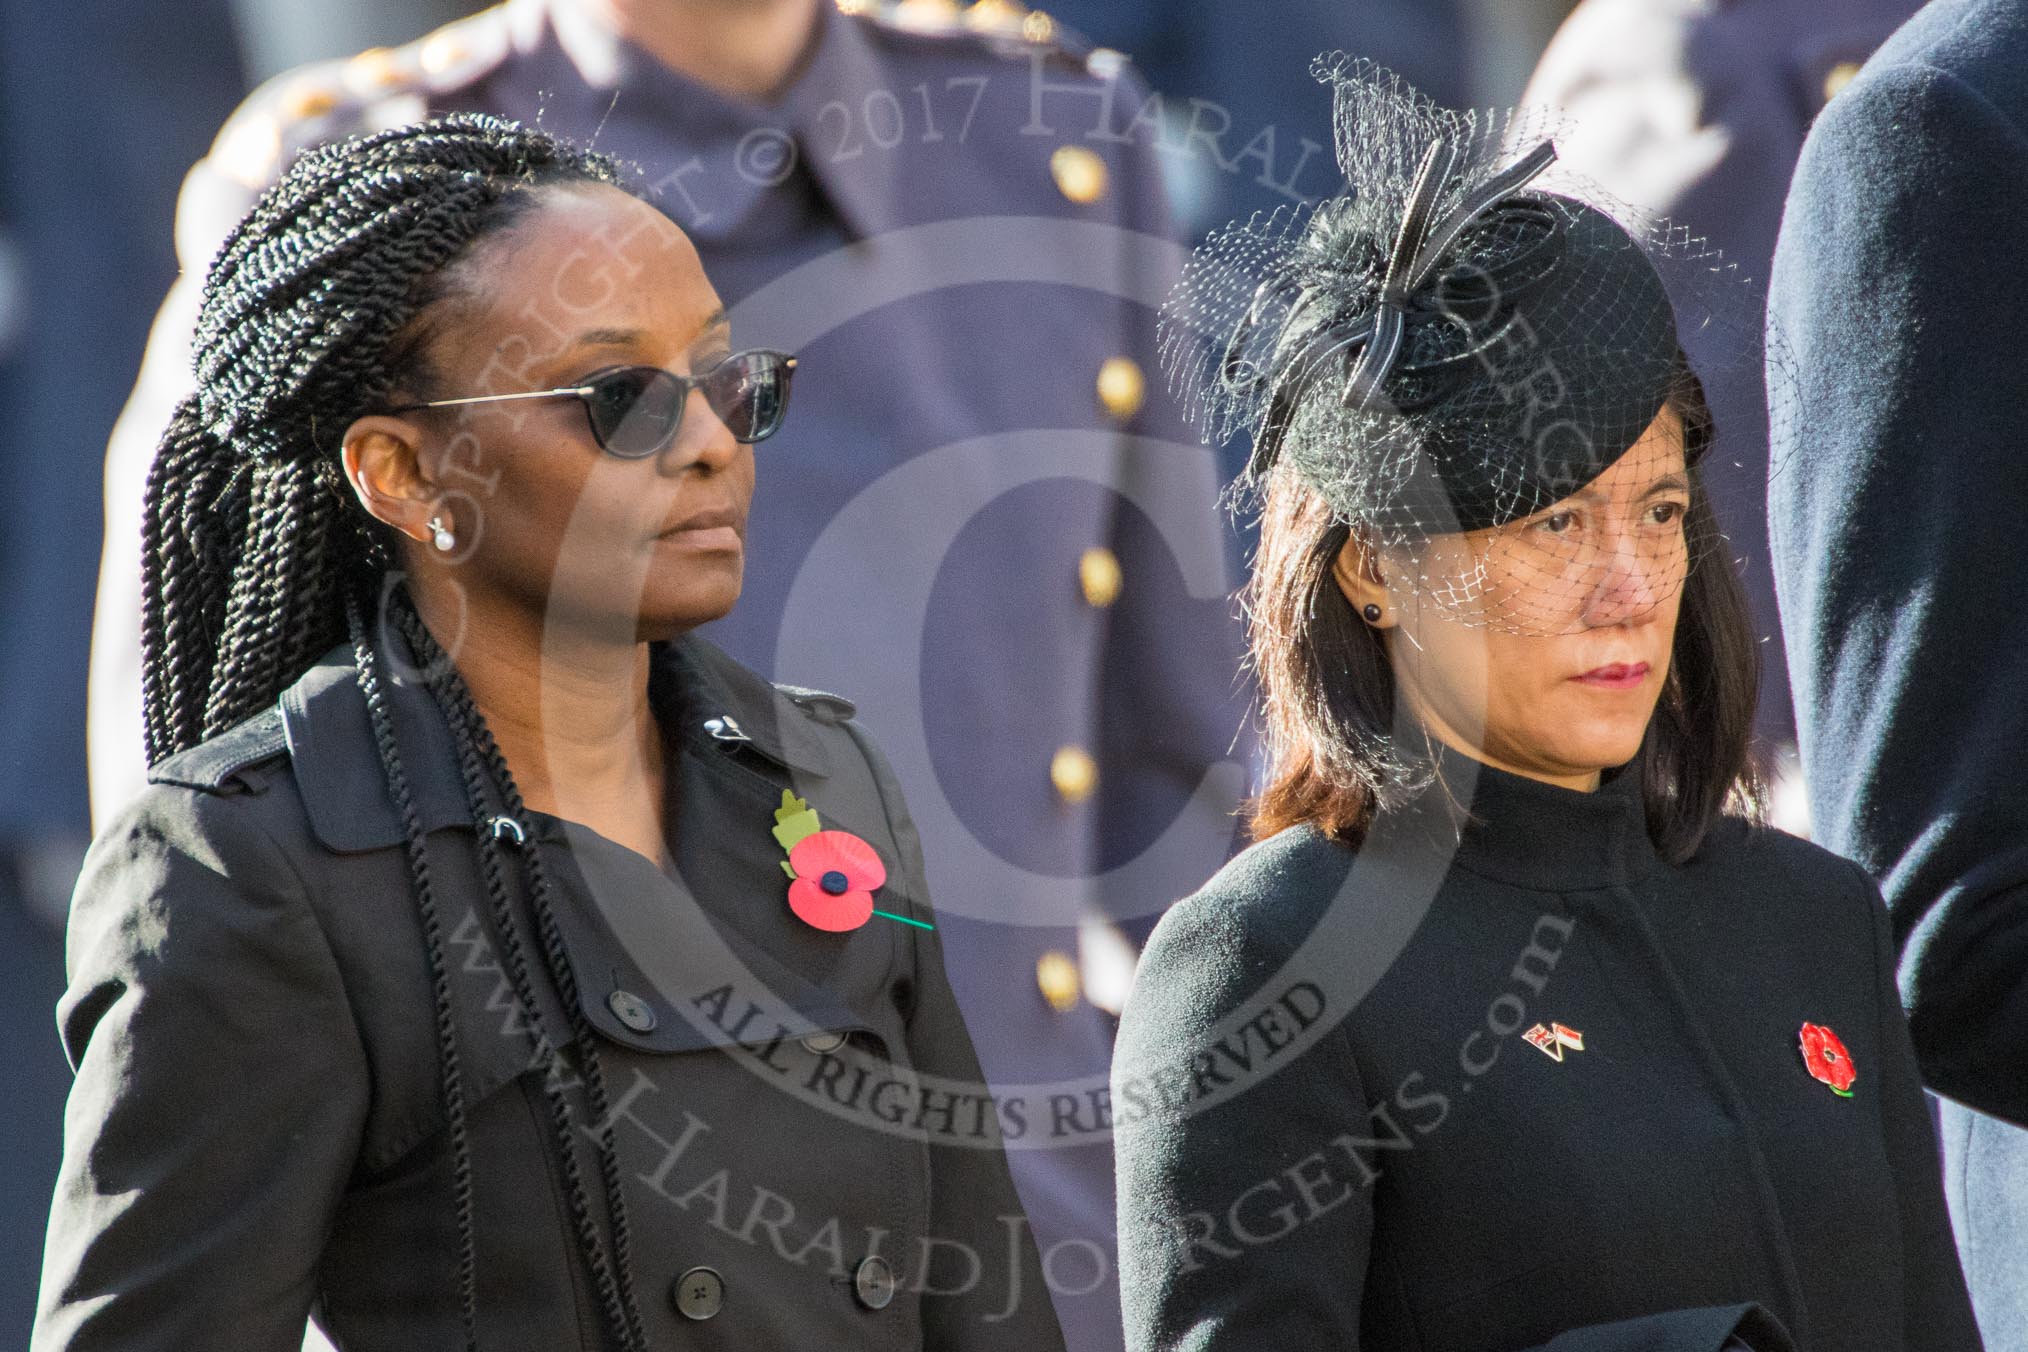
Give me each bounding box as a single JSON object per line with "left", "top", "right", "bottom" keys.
{"left": 772, "top": 790, "right": 824, "bottom": 854}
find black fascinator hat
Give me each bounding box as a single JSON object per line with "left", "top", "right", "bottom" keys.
{"left": 1163, "top": 59, "right": 1765, "bottom": 634}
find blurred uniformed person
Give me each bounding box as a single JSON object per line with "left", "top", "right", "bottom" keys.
{"left": 1029, "top": 0, "right": 1469, "bottom": 240}
{"left": 0, "top": 0, "right": 245, "bottom": 1336}
{"left": 86, "top": 2, "right": 1251, "bottom": 1348}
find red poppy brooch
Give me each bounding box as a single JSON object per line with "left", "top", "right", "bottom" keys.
{"left": 1798, "top": 1022, "right": 1856, "bottom": 1098}
{"left": 771, "top": 791, "right": 930, "bottom": 933}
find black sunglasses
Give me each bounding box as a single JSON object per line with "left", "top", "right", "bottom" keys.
{"left": 391, "top": 348, "right": 796, "bottom": 458}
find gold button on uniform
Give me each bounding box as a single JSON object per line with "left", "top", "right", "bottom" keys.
{"left": 963, "top": 0, "right": 1029, "bottom": 31}
{"left": 1021, "top": 9, "right": 1057, "bottom": 43}
{"left": 1050, "top": 745, "right": 1098, "bottom": 803}
{"left": 419, "top": 32, "right": 466, "bottom": 75}
{"left": 217, "top": 114, "right": 283, "bottom": 190}
{"left": 1037, "top": 950, "right": 1082, "bottom": 1012}
{"left": 1087, "top": 47, "right": 1127, "bottom": 80}
{"left": 281, "top": 82, "right": 338, "bottom": 121}
{"left": 894, "top": 0, "right": 959, "bottom": 29}
{"left": 1096, "top": 355, "right": 1145, "bottom": 420}
{"left": 347, "top": 46, "right": 403, "bottom": 89}
{"left": 1051, "top": 145, "right": 1108, "bottom": 204}
{"left": 1079, "top": 547, "right": 1122, "bottom": 608}
{"left": 1823, "top": 61, "right": 1863, "bottom": 102}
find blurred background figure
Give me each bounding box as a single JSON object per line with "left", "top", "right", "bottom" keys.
{"left": 1035, "top": 0, "right": 1468, "bottom": 244}
{"left": 0, "top": 0, "right": 246, "bottom": 1342}
{"left": 1037, "top": 0, "right": 1574, "bottom": 491}
{"left": 1522, "top": 0, "right": 1917, "bottom": 821}
{"left": 1767, "top": 0, "right": 2028, "bottom": 1342}
{"left": 229, "top": 0, "right": 469, "bottom": 79}
{"left": 1042, "top": 0, "right": 1586, "bottom": 242}
{"left": 0, "top": 0, "right": 462, "bottom": 1343}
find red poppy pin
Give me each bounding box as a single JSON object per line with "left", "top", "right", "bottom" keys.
{"left": 1798, "top": 1022, "right": 1856, "bottom": 1098}
{"left": 770, "top": 791, "right": 930, "bottom": 933}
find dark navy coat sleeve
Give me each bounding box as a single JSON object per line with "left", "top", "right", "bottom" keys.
{"left": 1766, "top": 0, "right": 2028, "bottom": 1128}
{"left": 34, "top": 782, "right": 369, "bottom": 1351}
{"left": 1854, "top": 854, "right": 1986, "bottom": 1346}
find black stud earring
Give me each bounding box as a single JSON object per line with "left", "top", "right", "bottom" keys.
{"left": 1362, "top": 603, "right": 1383, "bottom": 624}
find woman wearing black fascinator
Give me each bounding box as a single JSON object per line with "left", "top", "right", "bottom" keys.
{"left": 1111, "top": 60, "right": 1979, "bottom": 1352}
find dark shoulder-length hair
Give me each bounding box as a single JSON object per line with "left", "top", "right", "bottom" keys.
{"left": 1244, "top": 364, "right": 1764, "bottom": 864}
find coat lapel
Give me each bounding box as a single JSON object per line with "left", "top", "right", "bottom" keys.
{"left": 274, "top": 627, "right": 882, "bottom": 1054}
{"left": 543, "top": 819, "right": 876, "bottom": 1055}
{"left": 279, "top": 641, "right": 474, "bottom": 853}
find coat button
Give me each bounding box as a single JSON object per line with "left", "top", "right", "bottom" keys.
{"left": 853, "top": 1255, "right": 897, "bottom": 1310}
{"left": 1823, "top": 60, "right": 1862, "bottom": 102}
{"left": 606, "top": 989, "right": 658, "bottom": 1034}
{"left": 672, "top": 1266, "right": 724, "bottom": 1320}
{"left": 1050, "top": 745, "right": 1099, "bottom": 804}
{"left": 1036, "top": 950, "right": 1081, "bottom": 1013}
{"left": 1095, "top": 356, "right": 1145, "bottom": 420}
{"left": 1079, "top": 546, "right": 1123, "bottom": 608}
{"left": 1051, "top": 145, "right": 1108, "bottom": 204}
{"left": 801, "top": 1030, "right": 848, "bottom": 1054}
{"left": 1021, "top": 9, "right": 1056, "bottom": 43}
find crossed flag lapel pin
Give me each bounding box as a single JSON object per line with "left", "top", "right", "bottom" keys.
{"left": 1523, "top": 1022, "right": 1586, "bottom": 1062}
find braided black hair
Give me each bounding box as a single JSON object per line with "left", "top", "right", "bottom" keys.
{"left": 141, "top": 114, "right": 651, "bottom": 1349}
{"left": 145, "top": 115, "right": 627, "bottom": 761}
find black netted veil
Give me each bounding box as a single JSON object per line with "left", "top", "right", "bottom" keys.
{"left": 1164, "top": 58, "right": 1777, "bottom": 636}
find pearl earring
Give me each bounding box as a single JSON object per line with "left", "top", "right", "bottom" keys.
{"left": 1362, "top": 603, "right": 1384, "bottom": 624}
{"left": 428, "top": 514, "right": 455, "bottom": 553}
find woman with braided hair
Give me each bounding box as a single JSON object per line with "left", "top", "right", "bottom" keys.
{"left": 34, "top": 114, "right": 1062, "bottom": 1352}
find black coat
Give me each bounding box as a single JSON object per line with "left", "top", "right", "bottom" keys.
{"left": 34, "top": 631, "right": 1066, "bottom": 1351}
{"left": 1767, "top": 0, "right": 2028, "bottom": 1340}
{"left": 1112, "top": 755, "right": 1979, "bottom": 1351}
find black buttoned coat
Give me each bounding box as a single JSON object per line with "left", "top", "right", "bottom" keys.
{"left": 34, "top": 632, "right": 1065, "bottom": 1351}
{"left": 1112, "top": 758, "right": 1979, "bottom": 1351}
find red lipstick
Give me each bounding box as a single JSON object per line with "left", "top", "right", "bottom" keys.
{"left": 1572, "top": 662, "right": 1650, "bottom": 690}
